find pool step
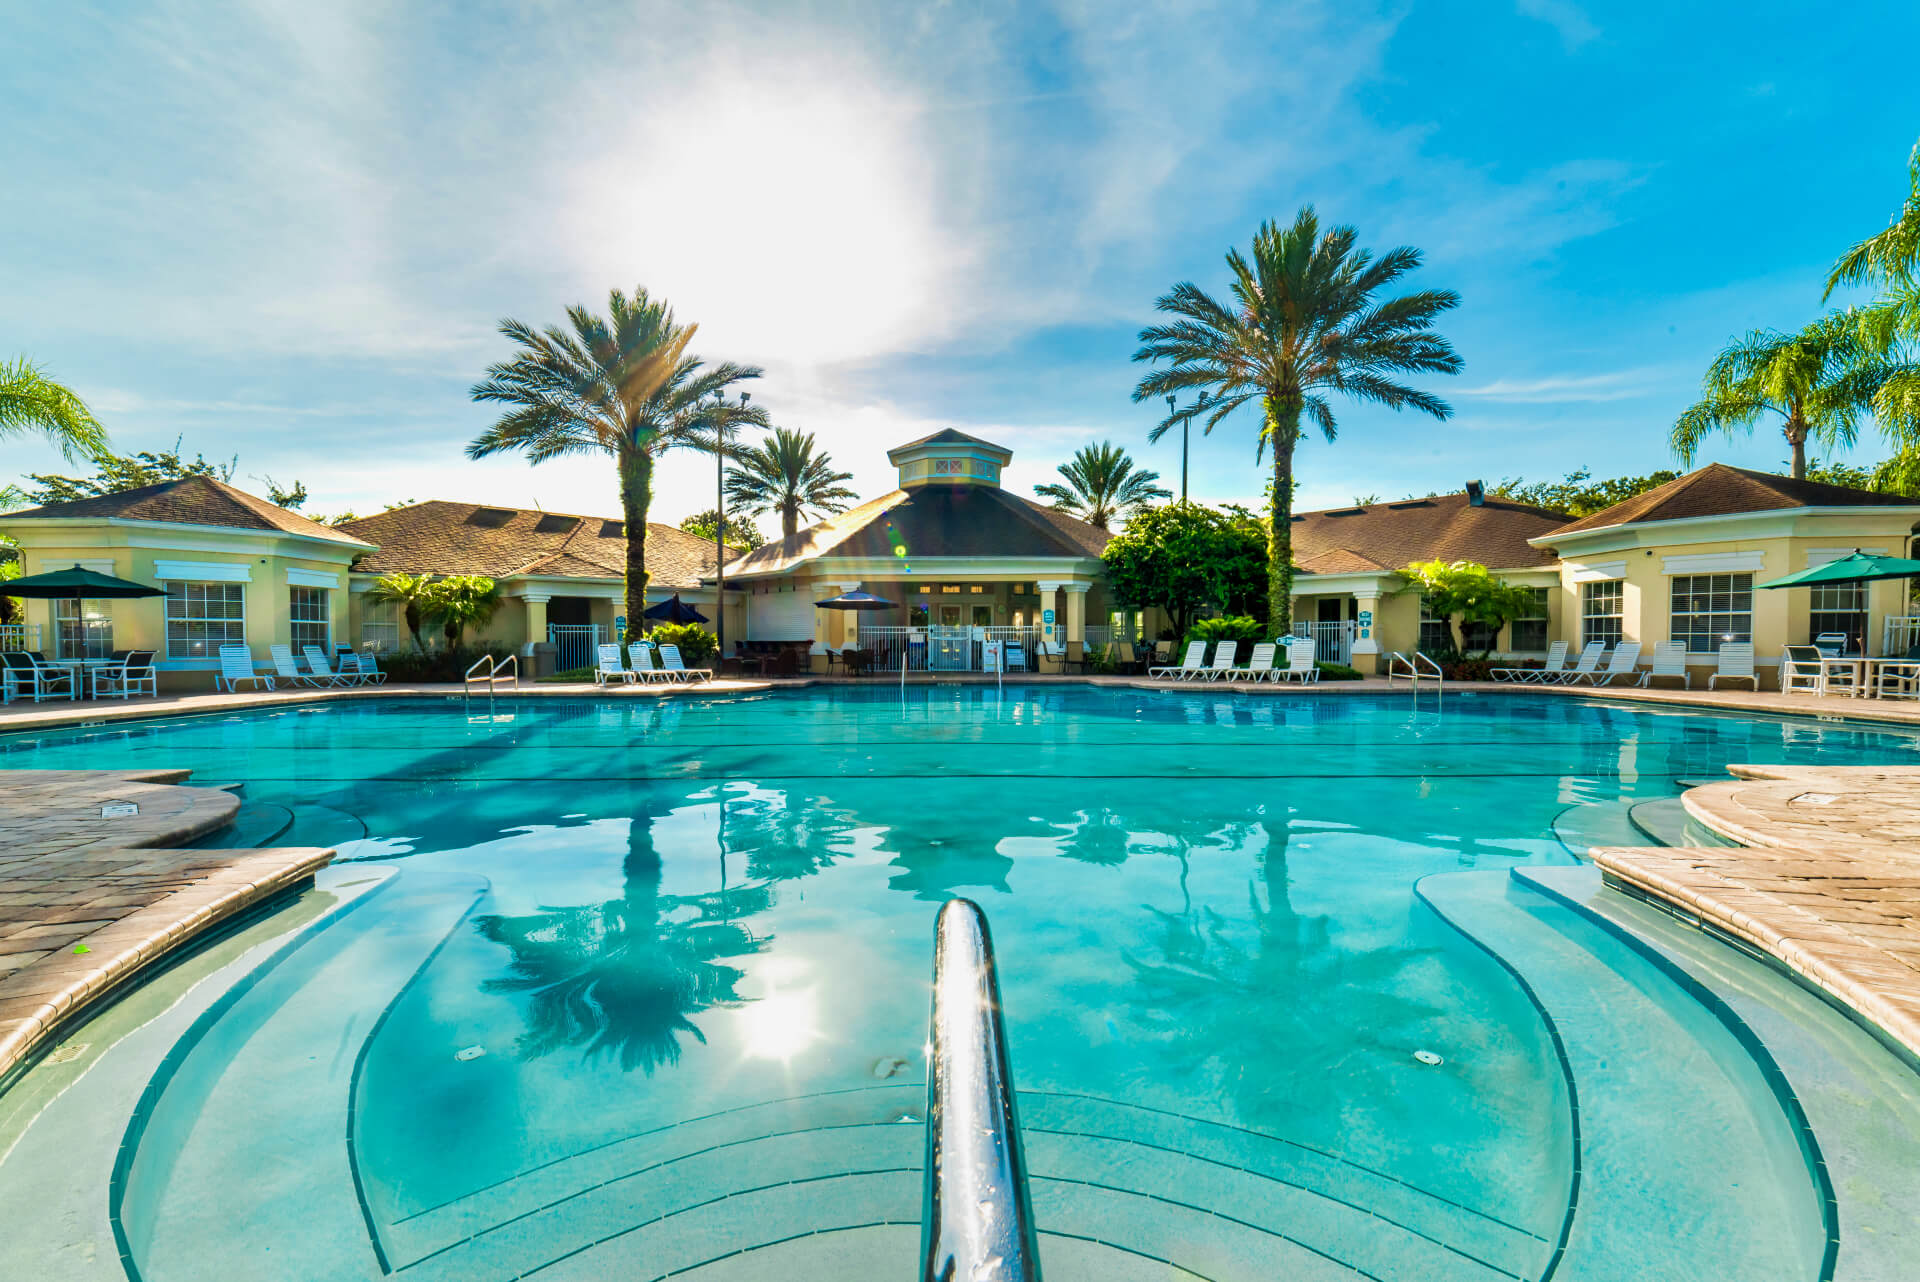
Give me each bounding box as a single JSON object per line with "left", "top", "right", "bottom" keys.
{"left": 387, "top": 1085, "right": 1542, "bottom": 1282}
{"left": 118, "top": 868, "right": 490, "bottom": 1282}
{"left": 200, "top": 799, "right": 294, "bottom": 848}
{"left": 1414, "top": 870, "right": 1828, "bottom": 1281}
{"left": 1627, "top": 797, "right": 1740, "bottom": 849}
{"left": 1549, "top": 800, "right": 1644, "bottom": 858}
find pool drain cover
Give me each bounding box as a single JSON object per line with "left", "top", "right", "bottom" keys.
{"left": 455, "top": 1045, "right": 487, "bottom": 1062}
{"left": 1413, "top": 1050, "right": 1444, "bottom": 1066}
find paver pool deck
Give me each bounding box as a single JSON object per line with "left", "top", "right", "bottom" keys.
{"left": 0, "top": 769, "right": 333, "bottom": 1081}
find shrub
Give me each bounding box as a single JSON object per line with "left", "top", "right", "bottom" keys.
{"left": 1314, "top": 661, "right": 1362, "bottom": 681}
{"left": 1184, "top": 615, "right": 1265, "bottom": 650}
{"left": 375, "top": 643, "right": 513, "bottom": 683}
{"left": 1441, "top": 657, "right": 1496, "bottom": 682}
{"left": 650, "top": 622, "right": 718, "bottom": 667}
{"left": 539, "top": 666, "right": 595, "bottom": 683}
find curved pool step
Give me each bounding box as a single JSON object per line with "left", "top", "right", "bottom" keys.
{"left": 281, "top": 802, "right": 371, "bottom": 851}
{"left": 1626, "top": 797, "right": 1738, "bottom": 849}
{"left": 198, "top": 799, "right": 294, "bottom": 848}
{"left": 1549, "top": 800, "right": 1645, "bottom": 859}
{"left": 1415, "top": 870, "right": 1829, "bottom": 1281}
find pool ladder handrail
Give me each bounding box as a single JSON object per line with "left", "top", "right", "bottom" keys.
{"left": 1386, "top": 650, "right": 1444, "bottom": 687}
{"left": 463, "top": 652, "right": 518, "bottom": 696}
{"left": 921, "top": 898, "right": 1042, "bottom": 1282}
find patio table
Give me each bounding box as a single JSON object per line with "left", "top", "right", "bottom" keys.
{"left": 1818, "top": 656, "right": 1867, "bottom": 697}
{"left": 46, "top": 657, "right": 116, "bottom": 699}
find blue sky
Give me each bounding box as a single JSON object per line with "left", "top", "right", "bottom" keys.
{"left": 6, "top": 1, "right": 1919, "bottom": 525}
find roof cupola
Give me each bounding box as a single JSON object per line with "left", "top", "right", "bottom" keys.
{"left": 886, "top": 429, "right": 1012, "bottom": 489}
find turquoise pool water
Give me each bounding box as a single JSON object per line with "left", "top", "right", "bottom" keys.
{"left": 3, "top": 686, "right": 1919, "bottom": 1281}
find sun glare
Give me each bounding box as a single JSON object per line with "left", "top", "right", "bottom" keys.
{"left": 739, "top": 988, "right": 822, "bottom": 1063}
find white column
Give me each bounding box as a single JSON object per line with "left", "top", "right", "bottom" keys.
{"left": 517, "top": 593, "right": 551, "bottom": 656}
{"left": 1036, "top": 580, "right": 1064, "bottom": 645}
{"left": 1062, "top": 581, "right": 1089, "bottom": 645}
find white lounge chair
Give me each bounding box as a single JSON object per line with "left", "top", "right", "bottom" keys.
{"left": 270, "top": 644, "right": 326, "bottom": 688}
{"left": 1492, "top": 641, "right": 1567, "bottom": 684}
{"left": 215, "top": 644, "right": 273, "bottom": 692}
{"left": 1200, "top": 640, "right": 1239, "bottom": 682}
{"left": 1641, "top": 640, "right": 1690, "bottom": 689}
{"left": 595, "top": 643, "right": 637, "bottom": 686}
{"left": 1228, "top": 642, "right": 1277, "bottom": 683}
{"left": 659, "top": 643, "right": 712, "bottom": 683}
{"left": 1276, "top": 636, "right": 1320, "bottom": 683}
{"left": 305, "top": 645, "right": 363, "bottom": 687}
{"left": 1571, "top": 640, "right": 1642, "bottom": 687}
{"left": 628, "top": 643, "right": 674, "bottom": 684}
{"left": 1149, "top": 641, "right": 1207, "bottom": 680}
{"left": 1553, "top": 641, "right": 1607, "bottom": 685}
{"left": 1708, "top": 642, "right": 1757, "bottom": 691}
{"left": 349, "top": 650, "right": 389, "bottom": 685}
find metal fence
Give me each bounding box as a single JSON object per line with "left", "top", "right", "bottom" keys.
{"left": 1299, "top": 620, "right": 1355, "bottom": 666}
{"left": 548, "top": 623, "right": 606, "bottom": 672}
{"left": 858, "top": 625, "right": 1049, "bottom": 672}
{"left": 1885, "top": 615, "right": 1920, "bottom": 656}
{"left": 0, "top": 623, "right": 42, "bottom": 652}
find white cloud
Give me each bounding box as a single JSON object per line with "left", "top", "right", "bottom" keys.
{"left": 1515, "top": 0, "right": 1599, "bottom": 51}
{"left": 1458, "top": 370, "right": 1655, "bottom": 404}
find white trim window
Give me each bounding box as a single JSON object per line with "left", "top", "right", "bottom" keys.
{"left": 1581, "top": 580, "right": 1624, "bottom": 649}
{"left": 1510, "top": 587, "right": 1551, "bottom": 652}
{"left": 1418, "top": 595, "right": 1452, "bottom": 652}
{"left": 166, "top": 581, "right": 245, "bottom": 658}
{"left": 1808, "top": 582, "right": 1868, "bottom": 652}
{"left": 290, "top": 586, "right": 330, "bottom": 652}
{"left": 360, "top": 599, "right": 400, "bottom": 653}
{"left": 1669, "top": 572, "right": 1753, "bottom": 653}
{"left": 55, "top": 598, "right": 114, "bottom": 659}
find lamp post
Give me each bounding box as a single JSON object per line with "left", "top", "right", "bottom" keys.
{"left": 713, "top": 390, "right": 746, "bottom": 672}
{"left": 1166, "top": 394, "right": 1188, "bottom": 502}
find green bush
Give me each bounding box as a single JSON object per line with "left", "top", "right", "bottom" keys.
{"left": 1314, "top": 661, "right": 1362, "bottom": 681}
{"left": 649, "top": 622, "right": 718, "bottom": 667}
{"left": 1184, "top": 615, "right": 1265, "bottom": 650}
{"left": 375, "top": 643, "right": 513, "bottom": 683}
{"left": 539, "top": 666, "right": 595, "bottom": 684}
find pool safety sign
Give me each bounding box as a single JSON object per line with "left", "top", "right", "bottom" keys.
{"left": 1043, "top": 607, "right": 1055, "bottom": 639}
{"left": 1357, "top": 609, "right": 1373, "bottom": 641}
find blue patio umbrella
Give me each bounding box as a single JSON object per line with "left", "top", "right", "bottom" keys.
{"left": 644, "top": 594, "right": 709, "bottom": 624}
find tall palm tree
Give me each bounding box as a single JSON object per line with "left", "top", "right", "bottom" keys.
{"left": 1033, "top": 441, "right": 1170, "bottom": 530}
{"left": 1825, "top": 138, "right": 1920, "bottom": 437}
{"left": 1670, "top": 313, "right": 1892, "bottom": 479}
{"left": 1132, "top": 207, "right": 1462, "bottom": 633}
{"left": 0, "top": 357, "right": 108, "bottom": 461}
{"left": 469, "top": 287, "right": 767, "bottom": 627}
{"left": 723, "top": 426, "right": 857, "bottom": 539}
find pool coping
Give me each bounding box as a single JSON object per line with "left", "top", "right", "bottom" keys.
{"left": 0, "top": 769, "right": 334, "bottom": 1085}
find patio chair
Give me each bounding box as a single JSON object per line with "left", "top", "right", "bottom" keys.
{"left": 1, "top": 651, "right": 76, "bottom": 703}
{"left": 305, "top": 645, "right": 364, "bottom": 687}
{"left": 1781, "top": 645, "right": 1826, "bottom": 695}
{"left": 1707, "top": 642, "right": 1757, "bottom": 691}
{"left": 1568, "top": 641, "right": 1642, "bottom": 687}
{"left": 1491, "top": 641, "right": 1566, "bottom": 684}
{"left": 1228, "top": 642, "right": 1277, "bottom": 682}
{"left": 1552, "top": 641, "right": 1607, "bottom": 685}
{"left": 1813, "top": 632, "right": 1849, "bottom": 657}
{"left": 658, "top": 643, "right": 712, "bottom": 683}
{"left": 1109, "top": 640, "right": 1145, "bottom": 675}
{"left": 1200, "top": 640, "right": 1239, "bottom": 682}
{"left": 1277, "top": 636, "right": 1320, "bottom": 683}
{"left": 1148, "top": 641, "right": 1206, "bottom": 680}
{"left": 93, "top": 649, "right": 158, "bottom": 700}
{"left": 351, "top": 650, "right": 389, "bottom": 685}
{"left": 1004, "top": 642, "right": 1028, "bottom": 672}
{"left": 214, "top": 644, "right": 274, "bottom": 692}
{"left": 628, "top": 643, "right": 674, "bottom": 683}
{"left": 595, "top": 643, "right": 637, "bottom": 686}
{"left": 269, "top": 644, "right": 327, "bottom": 688}
{"left": 1641, "top": 640, "right": 1690, "bottom": 689}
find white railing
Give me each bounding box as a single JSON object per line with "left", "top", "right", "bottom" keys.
{"left": 0, "top": 623, "right": 42, "bottom": 652}
{"left": 1386, "top": 651, "right": 1443, "bottom": 686}
{"left": 1884, "top": 615, "right": 1920, "bottom": 656}
{"left": 1299, "top": 620, "right": 1355, "bottom": 666}
{"left": 548, "top": 623, "right": 605, "bottom": 673}
{"left": 859, "top": 624, "right": 1048, "bottom": 672}
{"left": 465, "top": 652, "right": 518, "bottom": 696}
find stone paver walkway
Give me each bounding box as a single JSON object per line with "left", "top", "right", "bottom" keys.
{"left": 0, "top": 770, "right": 333, "bottom": 1080}
{"left": 1594, "top": 764, "right": 1920, "bottom": 1061}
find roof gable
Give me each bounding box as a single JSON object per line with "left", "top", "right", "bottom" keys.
{"left": 1, "top": 475, "right": 371, "bottom": 548}
{"left": 1291, "top": 490, "right": 1566, "bottom": 574}
{"left": 341, "top": 501, "right": 733, "bottom": 587}
{"left": 1548, "top": 463, "right": 1920, "bottom": 536}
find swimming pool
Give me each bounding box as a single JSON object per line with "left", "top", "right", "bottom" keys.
{"left": 2, "top": 686, "right": 1917, "bottom": 1281}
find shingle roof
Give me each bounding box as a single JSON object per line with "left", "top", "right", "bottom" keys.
{"left": 723, "top": 485, "right": 1109, "bottom": 579}
{"left": 1547, "top": 462, "right": 1920, "bottom": 536}
{"left": 1291, "top": 491, "right": 1567, "bottom": 575}
{"left": 1, "top": 476, "right": 373, "bottom": 547}
{"left": 340, "top": 501, "right": 736, "bottom": 587}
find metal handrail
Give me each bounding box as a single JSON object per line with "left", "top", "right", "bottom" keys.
{"left": 921, "top": 899, "right": 1042, "bottom": 1282}
{"left": 463, "top": 653, "right": 518, "bottom": 696}
{"left": 1385, "top": 651, "right": 1444, "bottom": 687}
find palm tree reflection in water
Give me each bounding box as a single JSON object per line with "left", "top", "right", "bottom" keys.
{"left": 474, "top": 803, "right": 770, "bottom": 1074}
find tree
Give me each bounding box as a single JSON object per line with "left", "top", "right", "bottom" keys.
{"left": 679, "top": 508, "right": 763, "bottom": 549}
{"left": 1670, "top": 313, "right": 1894, "bottom": 479}
{"left": 723, "top": 426, "right": 856, "bottom": 539}
{"left": 1132, "top": 206, "right": 1462, "bottom": 633}
{"left": 364, "top": 572, "right": 439, "bottom": 652}
{"left": 21, "top": 438, "right": 241, "bottom": 505}
{"left": 468, "top": 286, "right": 767, "bottom": 630}
{"left": 1489, "top": 467, "right": 1677, "bottom": 517}
{"left": 1102, "top": 502, "right": 1267, "bottom": 638}
{"left": 257, "top": 475, "right": 309, "bottom": 509}
{"left": 0, "top": 358, "right": 108, "bottom": 462}
{"left": 1396, "top": 559, "right": 1535, "bottom": 658}
{"left": 1033, "top": 441, "right": 1171, "bottom": 530}
{"left": 1825, "top": 137, "right": 1920, "bottom": 439}
{"left": 427, "top": 575, "right": 503, "bottom": 648}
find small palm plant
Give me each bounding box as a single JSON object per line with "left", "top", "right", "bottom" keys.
{"left": 428, "top": 575, "right": 503, "bottom": 648}
{"left": 1033, "top": 441, "right": 1170, "bottom": 529}
{"left": 723, "top": 426, "right": 857, "bottom": 539}
{"left": 0, "top": 357, "right": 108, "bottom": 461}
{"left": 1132, "top": 207, "right": 1462, "bottom": 633}
{"left": 469, "top": 287, "right": 767, "bottom": 627}
{"left": 1670, "top": 314, "right": 1892, "bottom": 479}
{"left": 364, "top": 572, "right": 439, "bottom": 651}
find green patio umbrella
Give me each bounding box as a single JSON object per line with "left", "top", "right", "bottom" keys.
{"left": 1754, "top": 550, "right": 1920, "bottom": 589}
{"left": 1, "top": 564, "right": 166, "bottom": 654}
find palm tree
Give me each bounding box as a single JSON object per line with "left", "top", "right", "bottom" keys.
{"left": 469, "top": 287, "right": 767, "bottom": 627}
{"left": 0, "top": 357, "right": 108, "bottom": 461}
{"left": 1825, "top": 138, "right": 1920, "bottom": 437}
{"left": 427, "top": 574, "right": 503, "bottom": 648}
{"left": 1670, "top": 313, "right": 1891, "bottom": 479}
{"left": 723, "top": 426, "right": 857, "bottom": 539}
{"left": 1132, "top": 207, "right": 1462, "bottom": 633}
{"left": 364, "top": 572, "right": 439, "bottom": 651}
{"left": 1033, "top": 441, "right": 1170, "bottom": 530}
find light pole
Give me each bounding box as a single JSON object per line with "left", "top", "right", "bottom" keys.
{"left": 1166, "top": 394, "right": 1188, "bottom": 502}
{"left": 713, "top": 390, "right": 746, "bottom": 672}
